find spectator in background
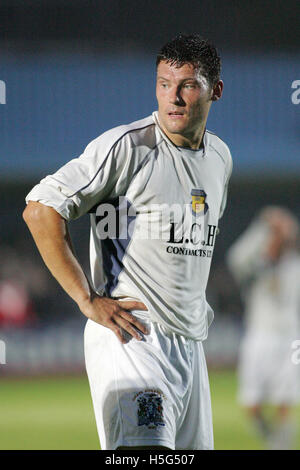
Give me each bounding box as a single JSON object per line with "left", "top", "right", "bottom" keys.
{"left": 227, "top": 206, "right": 300, "bottom": 449}
{"left": 0, "top": 279, "right": 34, "bottom": 328}
{"left": 0, "top": 246, "right": 37, "bottom": 328}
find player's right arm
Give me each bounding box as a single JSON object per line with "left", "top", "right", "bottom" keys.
{"left": 22, "top": 201, "right": 148, "bottom": 344}
{"left": 23, "top": 129, "right": 151, "bottom": 342}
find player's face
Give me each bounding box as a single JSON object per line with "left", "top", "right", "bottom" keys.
{"left": 156, "top": 61, "right": 222, "bottom": 147}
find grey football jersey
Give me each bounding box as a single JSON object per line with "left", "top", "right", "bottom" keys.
{"left": 26, "top": 112, "right": 232, "bottom": 340}
{"left": 227, "top": 219, "right": 300, "bottom": 336}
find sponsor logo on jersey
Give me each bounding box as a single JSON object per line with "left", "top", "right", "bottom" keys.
{"left": 133, "top": 390, "right": 165, "bottom": 429}
{"left": 190, "top": 189, "right": 208, "bottom": 216}
{"left": 166, "top": 189, "right": 216, "bottom": 257}
{"left": 94, "top": 195, "right": 218, "bottom": 256}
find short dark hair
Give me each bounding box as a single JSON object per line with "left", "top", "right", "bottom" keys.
{"left": 156, "top": 34, "right": 221, "bottom": 87}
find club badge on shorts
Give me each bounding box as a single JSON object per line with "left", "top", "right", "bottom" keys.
{"left": 133, "top": 390, "right": 166, "bottom": 429}
{"left": 190, "top": 189, "right": 209, "bottom": 216}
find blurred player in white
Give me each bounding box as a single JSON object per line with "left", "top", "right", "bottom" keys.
{"left": 23, "top": 34, "right": 232, "bottom": 450}
{"left": 227, "top": 206, "right": 300, "bottom": 449}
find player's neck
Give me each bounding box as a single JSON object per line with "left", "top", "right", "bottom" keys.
{"left": 162, "top": 124, "right": 206, "bottom": 150}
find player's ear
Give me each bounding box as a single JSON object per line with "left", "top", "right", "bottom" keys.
{"left": 211, "top": 80, "right": 223, "bottom": 101}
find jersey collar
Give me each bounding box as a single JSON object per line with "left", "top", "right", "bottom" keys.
{"left": 152, "top": 111, "right": 208, "bottom": 158}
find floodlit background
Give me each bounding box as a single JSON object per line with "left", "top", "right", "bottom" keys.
{"left": 0, "top": 0, "right": 299, "bottom": 450}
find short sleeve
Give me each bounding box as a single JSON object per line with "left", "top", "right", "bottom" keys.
{"left": 25, "top": 131, "right": 132, "bottom": 221}
{"left": 219, "top": 149, "right": 233, "bottom": 219}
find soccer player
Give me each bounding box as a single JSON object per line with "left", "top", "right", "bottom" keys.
{"left": 23, "top": 34, "right": 232, "bottom": 450}
{"left": 227, "top": 206, "right": 300, "bottom": 449}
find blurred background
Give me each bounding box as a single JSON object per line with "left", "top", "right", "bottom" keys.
{"left": 0, "top": 0, "right": 299, "bottom": 450}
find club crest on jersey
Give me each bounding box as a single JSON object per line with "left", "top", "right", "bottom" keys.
{"left": 190, "top": 189, "right": 208, "bottom": 216}
{"left": 134, "top": 390, "right": 165, "bottom": 429}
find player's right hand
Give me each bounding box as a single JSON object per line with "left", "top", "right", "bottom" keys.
{"left": 79, "top": 295, "right": 149, "bottom": 344}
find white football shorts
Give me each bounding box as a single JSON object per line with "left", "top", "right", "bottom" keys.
{"left": 238, "top": 332, "right": 300, "bottom": 406}
{"left": 84, "top": 318, "right": 214, "bottom": 450}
